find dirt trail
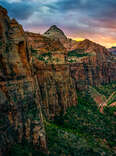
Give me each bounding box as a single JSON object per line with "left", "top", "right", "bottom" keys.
{"left": 99, "top": 91, "right": 116, "bottom": 113}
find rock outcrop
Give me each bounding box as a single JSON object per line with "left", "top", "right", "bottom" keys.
{"left": 44, "top": 25, "right": 80, "bottom": 51}
{"left": 1, "top": 4, "right": 116, "bottom": 155}
{"left": 69, "top": 39, "right": 116, "bottom": 89}
{"left": 44, "top": 25, "right": 116, "bottom": 88}
{"left": 36, "top": 64, "right": 77, "bottom": 119}
{"left": 25, "top": 31, "right": 66, "bottom": 53}
{"left": 0, "top": 6, "right": 78, "bottom": 155}
{"left": 44, "top": 25, "right": 67, "bottom": 42}
{"left": 25, "top": 32, "right": 78, "bottom": 119}
{"left": 0, "top": 6, "right": 47, "bottom": 155}
{"left": 25, "top": 32, "right": 67, "bottom": 64}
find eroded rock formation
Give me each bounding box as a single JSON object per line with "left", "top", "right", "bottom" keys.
{"left": 44, "top": 25, "right": 81, "bottom": 51}
{"left": 36, "top": 64, "right": 77, "bottom": 119}
{"left": 43, "top": 25, "right": 116, "bottom": 89}
{"left": 0, "top": 6, "right": 78, "bottom": 155}
{"left": 0, "top": 6, "right": 47, "bottom": 155}
{"left": 1, "top": 4, "right": 116, "bottom": 155}
{"left": 69, "top": 39, "right": 116, "bottom": 89}
{"left": 25, "top": 32, "right": 77, "bottom": 119}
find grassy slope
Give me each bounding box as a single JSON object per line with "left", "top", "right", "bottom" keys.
{"left": 68, "top": 49, "right": 89, "bottom": 57}
{"left": 89, "top": 84, "right": 116, "bottom": 107}
{"left": 95, "top": 82, "right": 116, "bottom": 98}
{"left": 88, "top": 86, "right": 106, "bottom": 105}
{"left": 46, "top": 90, "right": 116, "bottom": 156}
{"left": 9, "top": 83, "right": 116, "bottom": 156}
{"left": 107, "top": 91, "right": 116, "bottom": 105}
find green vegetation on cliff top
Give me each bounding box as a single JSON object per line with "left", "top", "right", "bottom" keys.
{"left": 68, "top": 49, "right": 89, "bottom": 57}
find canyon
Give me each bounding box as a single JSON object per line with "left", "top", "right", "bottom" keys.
{"left": 0, "top": 5, "right": 116, "bottom": 155}
{"left": 0, "top": 5, "right": 77, "bottom": 155}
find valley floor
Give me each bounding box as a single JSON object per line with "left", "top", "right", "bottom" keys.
{"left": 9, "top": 82, "right": 116, "bottom": 156}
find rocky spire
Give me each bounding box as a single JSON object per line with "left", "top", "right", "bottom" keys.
{"left": 44, "top": 25, "right": 67, "bottom": 41}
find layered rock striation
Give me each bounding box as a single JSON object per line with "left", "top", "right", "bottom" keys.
{"left": 44, "top": 25, "right": 116, "bottom": 88}
{"left": 0, "top": 6, "right": 78, "bottom": 155}
{"left": 69, "top": 39, "right": 116, "bottom": 89}
{"left": 0, "top": 6, "right": 47, "bottom": 155}
{"left": 1, "top": 5, "right": 116, "bottom": 155}
{"left": 25, "top": 31, "right": 77, "bottom": 119}
{"left": 44, "top": 25, "right": 81, "bottom": 51}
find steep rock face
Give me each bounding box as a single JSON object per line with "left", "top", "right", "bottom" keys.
{"left": 25, "top": 31, "right": 66, "bottom": 53}
{"left": 74, "top": 39, "right": 110, "bottom": 60}
{"left": 44, "top": 25, "right": 67, "bottom": 42}
{"left": 36, "top": 64, "right": 77, "bottom": 119}
{"left": 25, "top": 32, "right": 67, "bottom": 64}
{"left": 69, "top": 40, "right": 116, "bottom": 89}
{"left": 0, "top": 6, "right": 47, "bottom": 155}
{"left": 0, "top": 10, "right": 31, "bottom": 80}
{"left": 25, "top": 32, "right": 77, "bottom": 119}
{"left": 44, "top": 25, "right": 80, "bottom": 51}
{"left": 70, "top": 61, "right": 114, "bottom": 89}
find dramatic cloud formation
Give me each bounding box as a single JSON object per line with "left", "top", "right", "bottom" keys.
{"left": 0, "top": 0, "right": 116, "bottom": 47}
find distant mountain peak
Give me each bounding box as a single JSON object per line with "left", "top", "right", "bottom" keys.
{"left": 45, "top": 25, "right": 63, "bottom": 32}
{"left": 44, "top": 25, "right": 67, "bottom": 41}
{"left": 50, "top": 25, "right": 58, "bottom": 29}
{"left": 83, "top": 39, "right": 90, "bottom": 42}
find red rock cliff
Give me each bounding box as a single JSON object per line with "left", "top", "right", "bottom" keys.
{"left": 0, "top": 6, "right": 47, "bottom": 155}
{"left": 25, "top": 32, "right": 78, "bottom": 119}
{"left": 70, "top": 39, "right": 116, "bottom": 89}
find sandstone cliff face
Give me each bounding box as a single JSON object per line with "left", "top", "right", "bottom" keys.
{"left": 43, "top": 25, "right": 116, "bottom": 88}
{"left": 74, "top": 39, "right": 110, "bottom": 60}
{"left": 0, "top": 6, "right": 78, "bottom": 154}
{"left": 69, "top": 40, "right": 116, "bottom": 89}
{"left": 70, "top": 61, "right": 114, "bottom": 89}
{"left": 36, "top": 64, "right": 77, "bottom": 119}
{"left": 44, "top": 25, "right": 67, "bottom": 42}
{"left": 25, "top": 31, "right": 67, "bottom": 64}
{"left": 25, "top": 32, "right": 77, "bottom": 119}
{"left": 43, "top": 25, "right": 81, "bottom": 51}
{"left": 25, "top": 31, "right": 66, "bottom": 53}
{"left": 0, "top": 6, "right": 46, "bottom": 155}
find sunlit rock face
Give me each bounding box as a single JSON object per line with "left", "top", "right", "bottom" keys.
{"left": 43, "top": 25, "right": 82, "bottom": 51}
{"left": 0, "top": 5, "right": 47, "bottom": 155}
{"left": 25, "top": 32, "right": 78, "bottom": 119}
{"left": 43, "top": 25, "right": 116, "bottom": 89}
{"left": 25, "top": 31, "right": 67, "bottom": 64}
{"left": 0, "top": 6, "right": 78, "bottom": 155}
{"left": 69, "top": 39, "right": 116, "bottom": 89}
{"left": 44, "top": 25, "right": 67, "bottom": 41}
{"left": 0, "top": 4, "right": 116, "bottom": 155}
{"left": 0, "top": 8, "right": 31, "bottom": 80}
{"left": 36, "top": 64, "right": 77, "bottom": 119}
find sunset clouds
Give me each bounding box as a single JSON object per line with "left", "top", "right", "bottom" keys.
{"left": 0, "top": 0, "right": 116, "bottom": 47}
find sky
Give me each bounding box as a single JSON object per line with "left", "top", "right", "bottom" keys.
{"left": 0, "top": 0, "right": 116, "bottom": 48}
